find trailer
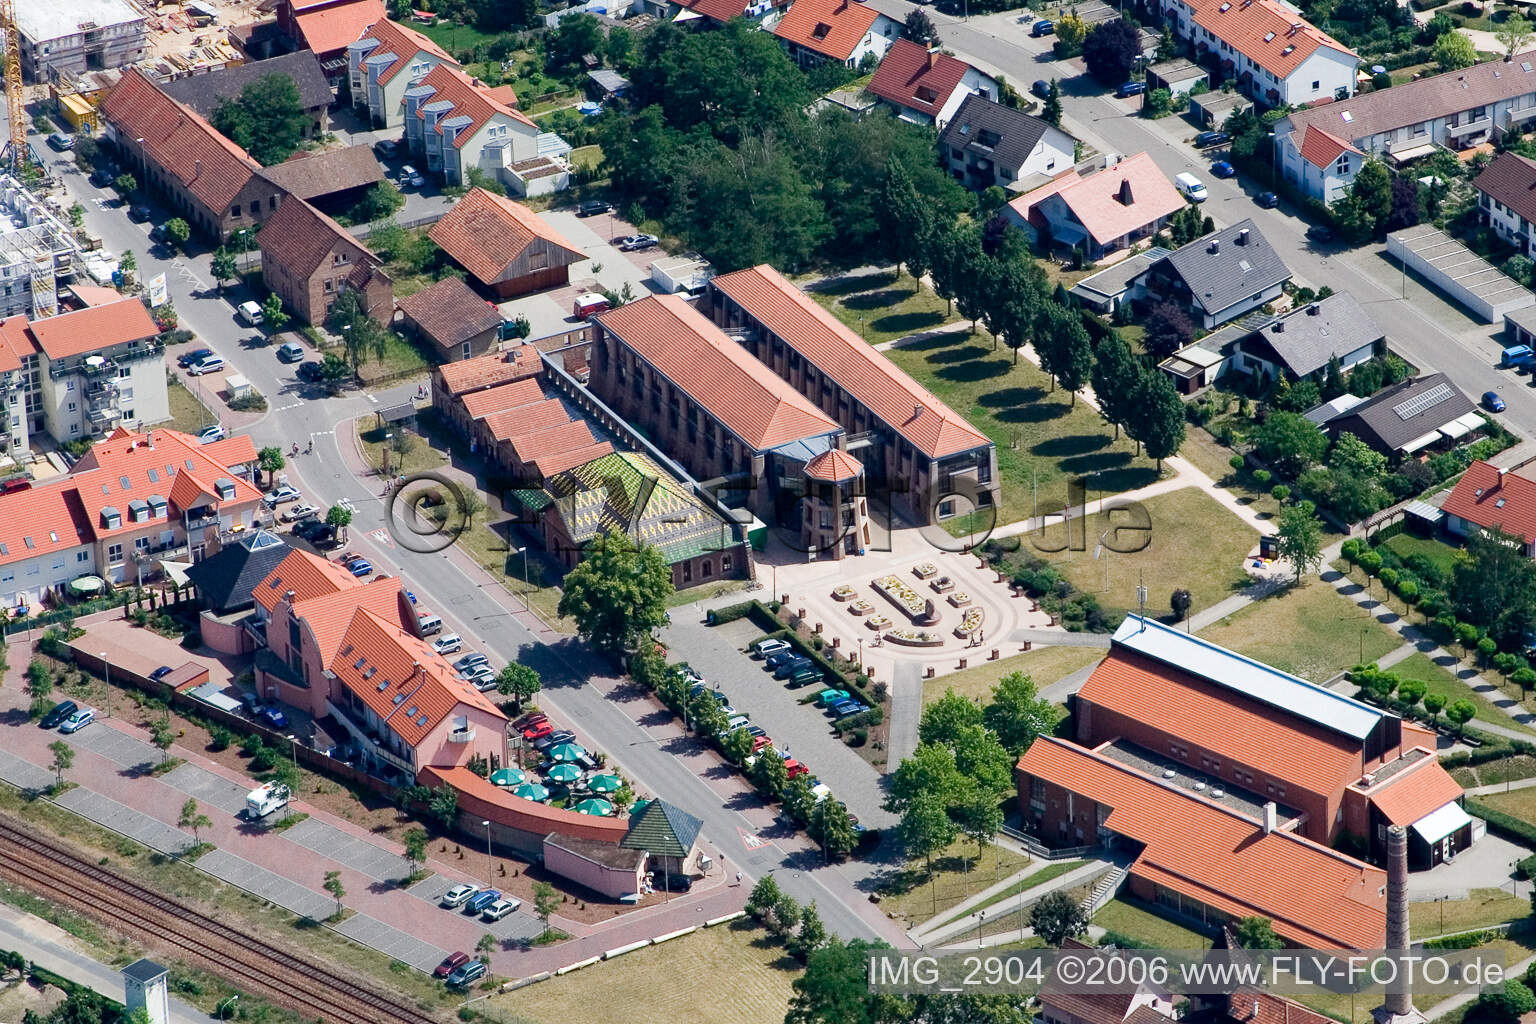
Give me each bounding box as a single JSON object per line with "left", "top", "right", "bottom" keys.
{"left": 245, "top": 782, "right": 291, "bottom": 819}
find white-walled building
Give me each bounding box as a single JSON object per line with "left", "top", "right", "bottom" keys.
{"left": 1159, "top": 0, "right": 1357, "bottom": 108}
{"left": 867, "top": 39, "right": 996, "bottom": 128}
{"left": 347, "top": 17, "right": 456, "bottom": 128}
{"left": 939, "top": 95, "right": 1078, "bottom": 192}
{"left": 772, "top": 0, "right": 899, "bottom": 69}
{"left": 1476, "top": 151, "right": 1536, "bottom": 258}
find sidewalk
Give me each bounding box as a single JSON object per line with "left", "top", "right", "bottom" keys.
{"left": 909, "top": 859, "right": 1113, "bottom": 948}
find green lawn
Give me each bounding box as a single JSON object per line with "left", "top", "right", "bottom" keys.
{"left": 569, "top": 145, "right": 604, "bottom": 171}
{"left": 803, "top": 269, "right": 960, "bottom": 347}
{"left": 935, "top": 860, "right": 1087, "bottom": 929}
{"left": 1388, "top": 647, "right": 1536, "bottom": 738}
{"left": 1382, "top": 532, "right": 1463, "bottom": 577}
{"left": 357, "top": 422, "right": 446, "bottom": 477}
{"left": 1038, "top": 486, "right": 1258, "bottom": 621}
{"left": 930, "top": 644, "right": 1103, "bottom": 705}
{"left": 1198, "top": 581, "right": 1401, "bottom": 682}
{"left": 166, "top": 378, "right": 217, "bottom": 434}
{"left": 1449, "top": 753, "right": 1536, "bottom": 788}
{"left": 1409, "top": 888, "right": 1527, "bottom": 938}
{"left": 356, "top": 331, "right": 429, "bottom": 383}
{"left": 877, "top": 837, "right": 1035, "bottom": 928}
{"left": 415, "top": 19, "right": 501, "bottom": 54}
{"left": 1092, "top": 898, "right": 1213, "bottom": 949}
{"left": 884, "top": 321, "right": 1161, "bottom": 527}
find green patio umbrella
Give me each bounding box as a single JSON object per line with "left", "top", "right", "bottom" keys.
{"left": 545, "top": 763, "right": 582, "bottom": 784}
{"left": 548, "top": 742, "right": 587, "bottom": 763}
{"left": 68, "top": 576, "right": 104, "bottom": 597}
{"left": 574, "top": 798, "right": 614, "bottom": 816}
{"left": 512, "top": 782, "right": 550, "bottom": 802}
{"left": 587, "top": 774, "right": 622, "bottom": 794}
{"left": 489, "top": 767, "right": 526, "bottom": 787}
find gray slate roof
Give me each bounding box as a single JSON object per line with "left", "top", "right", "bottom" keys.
{"left": 184, "top": 529, "right": 291, "bottom": 613}
{"left": 1147, "top": 219, "right": 1291, "bottom": 317}
{"left": 620, "top": 799, "right": 702, "bottom": 859}
{"left": 1324, "top": 373, "right": 1477, "bottom": 452}
{"left": 1236, "top": 291, "right": 1382, "bottom": 378}
{"left": 121, "top": 959, "right": 168, "bottom": 984}
{"left": 938, "top": 95, "right": 1058, "bottom": 175}
{"left": 159, "top": 50, "right": 332, "bottom": 117}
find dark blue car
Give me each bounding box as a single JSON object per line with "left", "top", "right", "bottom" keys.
{"left": 1211, "top": 160, "right": 1236, "bottom": 179}
{"left": 346, "top": 558, "right": 373, "bottom": 577}
{"left": 1483, "top": 391, "right": 1507, "bottom": 413}
{"left": 1116, "top": 81, "right": 1146, "bottom": 97}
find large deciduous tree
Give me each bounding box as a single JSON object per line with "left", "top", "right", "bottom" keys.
{"left": 1276, "top": 501, "right": 1324, "bottom": 585}
{"left": 557, "top": 531, "right": 674, "bottom": 652}
{"left": 1142, "top": 301, "right": 1196, "bottom": 362}
{"left": 1252, "top": 411, "right": 1329, "bottom": 477}
{"left": 1082, "top": 19, "right": 1141, "bottom": 85}
{"left": 1091, "top": 335, "right": 1140, "bottom": 440}
{"left": 211, "top": 73, "right": 309, "bottom": 166}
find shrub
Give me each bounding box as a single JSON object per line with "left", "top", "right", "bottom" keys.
{"left": 1229, "top": 454, "right": 1245, "bottom": 471}
{"left": 1253, "top": 469, "right": 1271, "bottom": 486}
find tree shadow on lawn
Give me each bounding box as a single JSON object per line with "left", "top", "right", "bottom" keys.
{"left": 1033, "top": 434, "right": 1113, "bottom": 458}
{"left": 807, "top": 269, "right": 900, "bottom": 296}
{"left": 873, "top": 310, "right": 947, "bottom": 336}
{"left": 935, "top": 357, "right": 1011, "bottom": 384}
{"left": 841, "top": 288, "right": 918, "bottom": 312}
{"left": 988, "top": 390, "right": 1072, "bottom": 423}
{"left": 977, "top": 385, "right": 1049, "bottom": 409}
{"left": 918, "top": 340, "right": 993, "bottom": 365}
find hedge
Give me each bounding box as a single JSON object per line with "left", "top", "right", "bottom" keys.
{"left": 710, "top": 599, "right": 875, "bottom": 706}
{"left": 1464, "top": 798, "right": 1536, "bottom": 866}
{"left": 1424, "top": 928, "right": 1502, "bottom": 949}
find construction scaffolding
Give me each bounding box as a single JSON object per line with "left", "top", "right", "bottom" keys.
{"left": 0, "top": 174, "right": 79, "bottom": 319}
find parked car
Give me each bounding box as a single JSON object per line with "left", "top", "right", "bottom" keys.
{"left": 441, "top": 884, "right": 479, "bottom": 909}
{"left": 89, "top": 168, "right": 114, "bottom": 188}
{"left": 1306, "top": 224, "right": 1335, "bottom": 243}
{"left": 237, "top": 300, "right": 264, "bottom": 326}
{"left": 1116, "top": 81, "right": 1146, "bottom": 97}
{"left": 533, "top": 730, "right": 577, "bottom": 752}
{"left": 746, "top": 725, "right": 766, "bottom": 738}
{"left": 40, "top": 700, "right": 78, "bottom": 730}
{"left": 276, "top": 342, "right": 305, "bottom": 363}
{"left": 149, "top": 224, "right": 168, "bottom": 244}
{"left": 513, "top": 712, "right": 547, "bottom": 730}
{"left": 832, "top": 699, "right": 870, "bottom": 719}
{"left": 432, "top": 634, "right": 463, "bottom": 655}
{"left": 281, "top": 503, "right": 320, "bottom": 523}
{"left": 1030, "top": 18, "right": 1054, "bottom": 35}
{"left": 293, "top": 520, "right": 337, "bottom": 546}
{"left": 186, "top": 354, "right": 225, "bottom": 376}
{"left": 774, "top": 656, "right": 814, "bottom": 679}
{"left": 751, "top": 734, "right": 773, "bottom": 754}
{"left": 455, "top": 653, "right": 489, "bottom": 673}
{"left": 523, "top": 721, "right": 554, "bottom": 741}
{"left": 1194, "top": 130, "right": 1231, "bottom": 148}
{"left": 433, "top": 952, "right": 470, "bottom": 978}
{"left": 1256, "top": 191, "right": 1280, "bottom": 209}
{"left": 1484, "top": 390, "right": 1507, "bottom": 412}
{"left": 817, "top": 688, "right": 850, "bottom": 707}
{"left": 784, "top": 759, "right": 809, "bottom": 779}
{"left": 615, "top": 234, "right": 658, "bottom": 252}
{"left": 465, "top": 666, "right": 497, "bottom": 690}
{"left": 264, "top": 485, "right": 302, "bottom": 508}
{"left": 398, "top": 164, "right": 424, "bottom": 188}
{"left": 261, "top": 705, "right": 289, "bottom": 729}
{"left": 48, "top": 132, "right": 74, "bottom": 151}
{"left": 60, "top": 707, "right": 95, "bottom": 733}
{"left": 753, "top": 638, "right": 791, "bottom": 659}
{"left": 652, "top": 872, "right": 692, "bottom": 892}
{"left": 375, "top": 139, "right": 398, "bottom": 157}
{"left": 445, "top": 960, "right": 487, "bottom": 988}
{"left": 1031, "top": 80, "right": 1051, "bottom": 99}
{"left": 464, "top": 890, "right": 501, "bottom": 915}
{"left": 577, "top": 199, "right": 612, "bottom": 216}
{"left": 727, "top": 713, "right": 750, "bottom": 731}
{"left": 196, "top": 424, "right": 226, "bottom": 444}
{"left": 345, "top": 558, "right": 373, "bottom": 577}
{"left": 149, "top": 666, "right": 174, "bottom": 682}
{"left": 128, "top": 204, "right": 153, "bottom": 222}
{"left": 178, "top": 347, "right": 214, "bottom": 369}
{"left": 1175, "top": 172, "right": 1208, "bottom": 203}
{"left": 1210, "top": 160, "right": 1236, "bottom": 179}
{"left": 482, "top": 898, "right": 521, "bottom": 921}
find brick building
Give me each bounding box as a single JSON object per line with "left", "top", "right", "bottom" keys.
{"left": 395, "top": 271, "right": 503, "bottom": 363}
{"left": 258, "top": 196, "right": 391, "bottom": 327}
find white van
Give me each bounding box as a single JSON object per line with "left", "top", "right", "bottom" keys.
{"left": 246, "top": 782, "right": 290, "bottom": 819}
{"left": 417, "top": 613, "right": 444, "bottom": 636}
{"left": 1175, "top": 172, "right": 1208, "bottom": 203}
{"left": 237, "top": 300, "right": 264, "bottom": 325}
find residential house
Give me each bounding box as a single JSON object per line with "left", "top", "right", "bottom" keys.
{"left": 1232, "top": 290, "right": 1382, "bottom": 383}
{"left": 1134, "top": 219, "right": 1291, "bottom": 328}
{"left": 1068, "top": 616, "right": 1467, "bottom": 866}
{"left": 707, "top": 264, "right": 998, "bottom": 527}
{"left": 100, "top": 69, "right": 285, "bottom": 243}
{"left": 259, "top": 196, "right": 392, "bottom": 327}
{"left": 1320, "top": 373, "right": 1483, "bottom": 459}
{"left": 396, "top": 276, "right": 504, "bottom": 362}
{"left": 257, "top": 146, "right": 385, "bottom": 216}
{"left": 184, "top": 529, "right": 293, "bottom": 654}
{"left": 347, "top": 17, "right": 456, "bottom": 128}
{"left": 1069, "top": 247, "right": 1171, "bottom": 316}
{"left": 772, "top": 0, "right": 899, "bottom": 69}
{"left": 588, "top": 293, "right": 848, "bottom": 533}
{"left": 1004, "top": 152, "right": 1187, "bottom": 260}
{"left": 275, "top": 0, "right": 386, "bottom": 86}
{"left": 1476, "top": 151, "right": 1536, "bottom": 258}
{"left": 1156, "top": 319, "right": 1257, "bottom": 394}
{"left": 1157, "top": 0, "right": 1358, "bottom": 108}
{"left": 1442, "top": 459, "right": 1536, "bottom": 554}
{"left": 159, "top": 51, "right": 332, "bottom": 139}
{"left": 16, "top": 0, "right": 147, "bottom": 83}
{"left": 867, "top": 39, "right": 997, "bottom": 129}
{"left": 938, "top": 95, "right": 1077, "bottom": 192}
{"left": 429, "top": 346, "right": 542, "bottom": 433}
{"left": 429, "top": 188, "right": 587, "bottom": 299}
{"left": 1276, "top": 51, "right": 1536, "bottom": 204}
{"left": 404, "top": 64, "right": 570, "bottom": 194}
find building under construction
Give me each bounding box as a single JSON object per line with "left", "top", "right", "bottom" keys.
{"left": 0, "top": 176, "right": 79, "bottom": 320}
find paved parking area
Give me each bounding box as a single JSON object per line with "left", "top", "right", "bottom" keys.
{"left": 659, "top": 618, "right": 897, "bottom": 828}
{"left": 0, "top": 747, "right": 59, "bottom": 791}
{"left": 62, "top": 724, "right": 161, "bottom": 769}
{"left": 197, "top": 848, "right": 335, "bottom": 920}
{"left": 53, "top": 788, "right": 190, "bottom": 855}
{"left": 334, "top": 913, "right": 450, "bottom": 971}
{"left": 406, "top": 873, "right": 544, "bottom": 941}
{"left": 161, "top": 763, "right": 250, "bottom": 817}
{"left": 283, "top": 817, "right": 407, "bottom": 883}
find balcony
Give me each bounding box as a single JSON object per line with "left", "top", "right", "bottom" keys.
{"left": 1448, "top": 115, "right": 1493, "bottom": 139}
{"left": 87, "top": 407, "right": 122, "bottom": 427}
{"left": 326, "top": 698, "right": 416, "bottom": 775}
{"left": 119, "top": 340, "right": 164, "bottom": 364}
{"left": 50, "top": 358, "right": 118, "bottom": 381}
{"left": 448, "top": 725, "right": 476, "bottom": 744}
{"left": 184, "top": 512, "right": 219, "bottom": 531}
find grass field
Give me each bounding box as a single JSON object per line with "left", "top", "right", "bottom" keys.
{"left": 1041, "top": 487, "right": 1258, "bottom": 621}
{"left": 1450, "top": 753, "right": 1536, "bottom": 788}
{"left": 1479, "top": 786, "right": 1536, "bottom": 824}
{"left": 934, "top": 860, "right": 1088, "bottom": 929}
{"left": 358, "top": 422, "right": 447, "bottom": 477}
{"left": 878, "top": 837, "right": 1035, "bottom": 927}
{"left": 415, "top": 18, "right": 500, "bottom": 54}
{"left": 569, "top": 145, "right": 604, "bottom": 171}
{"left": 803, "top": 269, "right": 959, "bottom": 347}
{"left": 883, "top": 323, "right": 1160, "bottom": 527}
{"left": 356, "top": 332, "right": 429, "bottom": 384}
{"left": 493, "top": 921, "right": 798, "bottom": 1024}
{"left": 1179, "top": 428, "right": 1286, "bottom": 522}
{"left": 1386, "top": 651, "right": 1534, "bottom": 736}
{"left": 1198, "top": 581, "right": 1400, "bottom": 682}
{"left": 167, "top": 379, "right": 217, "bottom": 434}
{"left": 1382, "top": 532, "right": 1463, "bottom": 577}
{"left": 1410, "top": 888, "right": 1527, "bottom": 938}
{"left": 929, "top": 644, "right": 1103, "bottom": 705}
{"left": 1092, "top": 898, "right": 1213, "bottom": 949}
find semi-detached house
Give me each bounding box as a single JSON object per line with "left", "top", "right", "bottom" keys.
{"left": 867, "top": 39, "right": 997, "bottom": 129}
{"left": 1475, "top": 151, "right": 1536, "bottom": 258}
{"left": 1277, "top": 51, "right": 1536, "bottom": 204}
{"left": 1159, "top": 0, "right": 1357, "bottom": 108}
{"left": 347, "top": 17, "right": 456, "bottom": 129}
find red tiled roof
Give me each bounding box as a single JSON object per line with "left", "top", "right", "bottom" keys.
{"left": 483, "top": 84, "right": 518, "bottom": 106}
{"left": 772, "top": 0, "right": 885, "bottom": 61}
{"left": 1008, "top": 152, "right": 1186, "bottom": 248}
{"left": 396, "top": 275, "right": 502, "bottom": 349}
{"left": 429, "top": 188, "right": 585, "bottom": 285}
{"left": 1366, "top": 757, "right": 1465, "bottom": 827}
{"left": 0, "top": 482, "right": 95, "bottom": 571}
{"left": 1077, "top": 648, "right": 1364, "bottom": 797}
{"left": 1188, "top": 0, "right": 1353, "bottom": 82}
{"left": 0, "top": 316, "right": 32, "bottom": 372}
{"left": 257, "top": 197, "right": 377, "bottom": 282}
{"left": 482, "top": 399, "right": 571, "bottom": 444}
{"left": 1297, "top": 126, "right": 1360, "bottom": 170}
{"left": 1227, "top": 991, "right": 1338, "bottom": 1024}
{"left": 100, "top": 69, "right": 262, "bottom": 218}
{"left": 25, "top": 298, "right": 159, "bottom": 361}
{"left": 509, "top": 418, "right": 605, "bottom": 468}
{"left": 199, "top": 434, "right": 259, "bottom": 469}
{"left": 460, "top": 376, "right": 544, "bottom": 420}
{"left": 596, "top": 294, "right": 840, "bottom": 452}
{"left": 435, "top": 346, "right": 540, "bottom": 395}
{"left": 253, "top": 548, "right": 362, "bottom": 615}
{"left": 804, "top": 448, "right": 863, "bottom": 481}
{"left": 868, "top": 38, "right": 971, "bottom": 118}
{"left": 70, "top": 284, "right": 131, "bottom": 308}
{"left": 294, "top": 0, "right": 385, "bottom": 54}
{"left": 529, "top": 439, "right": 614, "bottom": 479}
{"left": 709, "top": 265, "right": 991, "bottom": 458}
{"left": 1019, "top": 738, "right": 1386, "bottom": 950}
{"left": 422, "top": 764, "right": 629, "bottom": 843}
{"left": 357, "top": 16, "right": 452, "bottom": 85}
{"left": 294, "top": 575, "right": 406, "bottom": 661}
{"left": 1442, "top": 460, "right": 1536, "bottom": 545}
{"left": 415, "top": 64, "right": 536, "bottom": 150}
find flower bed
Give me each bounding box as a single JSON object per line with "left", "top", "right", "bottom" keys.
{"left": 947, "top": 592, "right": 972, "bottom": 608}
{"left": 931, "top": 576, "right": 955, "bottom": 593}
{"left": 886, "top": 627, "right": 943, "bottom": 647}
{"left": 832, "top": 584, "right": 858, "bottom": 602}
{"left": 866, "top": 614, "right": 892, "bottom": 630}
{"left": 913, "top": 562, "right": 938, "bottom": 580}
{"left": 954, "top": 607, "right": 984, "bottom": 637}
{"left": 872, "top": 574, "right": 926, "bottom": 619}
{"left": 849, "top": 599, "right": 874, "bottom": 616}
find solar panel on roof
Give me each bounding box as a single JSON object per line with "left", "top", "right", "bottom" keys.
{"left": 1393, "top": 382, "right": 1453, "bottom": 420}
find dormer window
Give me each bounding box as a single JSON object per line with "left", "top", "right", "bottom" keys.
{"left": 100, "top": 506, "right": 121, "bottom": 530}
{"left": 128, "top": 499, "right": 149, "bottom": 523}
{"left": 214, "top": 478, "right": 236, "bottom": 501}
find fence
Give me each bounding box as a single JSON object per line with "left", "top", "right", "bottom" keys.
{"left": 349, "top": 211, "right": 449, "bottom": 240}
{"left": 1000, "top": 824, "right": 1100, "bottom": 860}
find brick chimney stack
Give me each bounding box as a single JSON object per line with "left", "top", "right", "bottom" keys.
{"left": 1373, "top": 825, "right": 1425, "bottom": 1024}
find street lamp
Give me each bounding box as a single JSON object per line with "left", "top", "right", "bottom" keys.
{"left": 977, "top": 909, "right": 985, "bottom": 947}
{"left": 101, "top": 651, "right": 111, "bottom": 719}
{"left": 858, "top": 637, "right": 863, "bottom": 669}
{"left": 513, "top": 546, "right": 529, "bottom": 612}
{"left": 382, "top": 432, "right": 393, "bottom": 479}
{"left": 482, "top": 819, "right": 492, "bottom": 888}
{"left": 217, "top": 996, "right": 239, "bottom": 1021}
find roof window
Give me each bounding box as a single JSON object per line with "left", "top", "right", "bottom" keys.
{"left": 1263, "top": 30, "right": 1274, "bottom": 41}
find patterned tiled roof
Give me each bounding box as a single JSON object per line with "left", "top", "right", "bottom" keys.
{"left": 868, "top": 38, "right": 972, "bottom": 118}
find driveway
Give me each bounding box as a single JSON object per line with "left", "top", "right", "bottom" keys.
{"left": 493, "top": 207, "right": 657, "bottom": 339}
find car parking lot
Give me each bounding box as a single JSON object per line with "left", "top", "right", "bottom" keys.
{"left": 659, "top": 616, "right": 897, "bottom": 829}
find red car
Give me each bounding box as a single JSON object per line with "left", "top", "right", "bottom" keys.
{"left": 523, "top": 720, "right": 553, "bottom": 741}
{"left": 433, "top": 952, "right": 469, "bottom": 979}
{"left": 751, "top": 735, "right": 773, "bottom": 754}
{"left": 784, "top": 759, "right": 809, "bottom": 779}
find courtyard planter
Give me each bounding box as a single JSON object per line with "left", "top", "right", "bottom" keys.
{"left": 947, "top": 592, "right": 972, "bottom": 608}
{"left": 931, "top": 576, "right": 955, "bottom": 593}
{"left": 866, "top": 614, "right": 892, "bottom": 630}
{"left": 913, "top": 562, "right": 938, "bottom": 580}
{"left": 832, "top": 584, "right": 858, "bottom": 602}
{"left": 885, "top": 627, "right": 943, "bottom": 647}
{"left": 954, "top": 607, "right": 984, "bottom": 638}
{"left": 872, "top": 574, "right": 926, "bottom": 619}
{"left": 849, "top": 599, "right": 874, "bottom": 616}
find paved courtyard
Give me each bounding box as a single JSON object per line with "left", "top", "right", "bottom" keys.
{"left": 283, "top": 817, "right": 413, "bottom": 883}
{"left": 161, "top": 763, "right": 251, "bottom": 816}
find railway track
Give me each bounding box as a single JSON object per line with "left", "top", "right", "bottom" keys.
{"left": 0, "top": 815, "right": 437, "bottom": 1024}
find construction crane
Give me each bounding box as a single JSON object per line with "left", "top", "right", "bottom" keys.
{"left": 0, "top": 0, "right": 26, "bottom": 173}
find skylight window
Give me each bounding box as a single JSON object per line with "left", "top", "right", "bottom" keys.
{"left": 1341, "top": 110, "right": 1353, "bottom": 122}
{"left": 1263, "top": 30, "right": 1274, "bottom": 41}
